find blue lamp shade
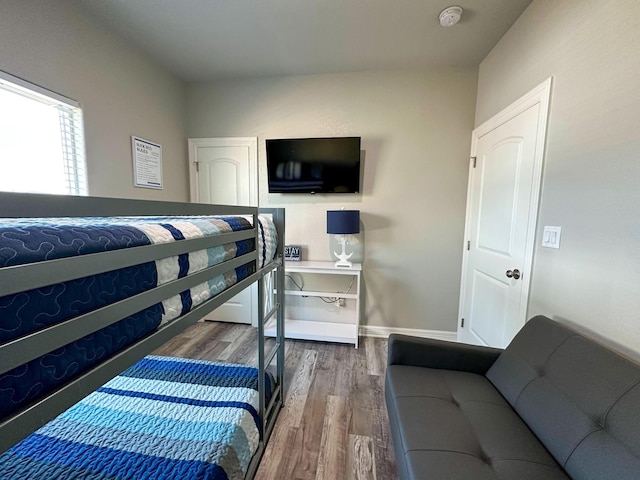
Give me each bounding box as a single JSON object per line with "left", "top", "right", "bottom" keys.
{"left": 327, "top": 210, "right": 360, "bottom": 235}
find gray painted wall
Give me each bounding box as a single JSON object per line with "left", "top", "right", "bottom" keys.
{"left": 187, "top": 69, "right": 478, "bottom": 331}
{"left": 0, "top": 0, "right": 188, "bottom": 201}
{"left": 477, "top": 0, "right": 640, "bottom": 359}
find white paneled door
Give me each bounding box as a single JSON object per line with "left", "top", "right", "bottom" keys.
{"left": 458, "top": 80, "right": 551, "bottom": 348}
{"left": 189, "top": 137, "right": 258, "bottom": 325}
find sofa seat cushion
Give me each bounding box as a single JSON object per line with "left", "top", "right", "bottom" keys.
{"left": 386, "top": 365, "right": 569, "bottom": 480}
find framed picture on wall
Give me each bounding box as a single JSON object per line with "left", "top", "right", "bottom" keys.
{"left": 132, "top": 136, "right": 163, "bottom": 189}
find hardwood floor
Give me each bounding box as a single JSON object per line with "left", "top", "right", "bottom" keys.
{"left": 153, "top": 321, "right": 398, "bottom": 480}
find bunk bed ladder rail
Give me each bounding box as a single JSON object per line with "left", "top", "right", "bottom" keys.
{"left": 257, "top": 262, "right": 283, "bottom": 436}
{"left": 246, "top": 208, "right": 285, "bottom": 479}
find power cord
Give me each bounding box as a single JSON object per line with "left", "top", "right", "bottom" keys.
{"left": 285, "top": 274, "right": 304, "bottom": 292}
{"left": 285, "top": 273, "right": 354, "bottom": 305}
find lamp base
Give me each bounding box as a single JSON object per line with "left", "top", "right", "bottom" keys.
{"left": 334, "top": 236, "right": 353, "bottom": 268}
{"left": 334, "top": 256, "right": 354, "bottom": 268}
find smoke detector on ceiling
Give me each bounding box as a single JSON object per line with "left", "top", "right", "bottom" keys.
{"left": 439, "top": 6, "right": 463, "bottom": 27}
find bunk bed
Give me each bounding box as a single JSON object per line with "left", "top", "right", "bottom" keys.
{"left": 0, "top": 191, "right": 285, "bottom": 480}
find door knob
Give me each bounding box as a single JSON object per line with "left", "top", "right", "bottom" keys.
{"left": 506, "top": 269, "right": 521, "bottom": 280}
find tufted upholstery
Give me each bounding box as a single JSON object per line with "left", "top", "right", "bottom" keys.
{"left": 385, "top": 316, "right": 640, "bottom": 480}
{"left": 487, "top": 316, "right": 640, "bottom": 479}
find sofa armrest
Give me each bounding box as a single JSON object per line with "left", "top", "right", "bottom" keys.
{"left": 387, "top": 334, "right": 503, "bottom": 375}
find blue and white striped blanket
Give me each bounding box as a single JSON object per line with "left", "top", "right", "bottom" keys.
{"left": 0, "top": 355, "right": 272, "bottom": 480}
{"left": 0, "top": 215, "right": 277, "bottom": 420}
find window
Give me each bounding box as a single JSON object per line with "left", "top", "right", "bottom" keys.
{"left": 0, "top": 71, "right": 87, "bottom": 195}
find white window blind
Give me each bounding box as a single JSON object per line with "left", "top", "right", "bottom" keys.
{"left": 0, "top": 71, "right": 87, "bottom": 195}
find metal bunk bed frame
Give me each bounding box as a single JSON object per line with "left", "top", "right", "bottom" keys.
{"left": 0, "top": 192, "right": 285, "bottom": 479}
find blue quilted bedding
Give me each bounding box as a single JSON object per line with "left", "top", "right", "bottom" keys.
{"left": 0, "top": 355, "right": 272, "bottom": 480}
{"left": 0, "top": 215, "right": 277, "bottom": 420}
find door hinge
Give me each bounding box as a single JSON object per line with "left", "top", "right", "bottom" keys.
{"left": 194, "top": 161, "right": 199, "bottom": 173}
{"left": 461, "top": 318, "right": 465, "bottom": 328}
{"left": 467, "top": 240, "right": 471, "bottom": 251}
{"left": 471, "top": 156, "right": 477, "bottom": 168}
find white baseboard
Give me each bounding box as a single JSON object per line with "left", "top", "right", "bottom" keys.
{"left": 361, "top": 325, "right": 458, "bottom": 342}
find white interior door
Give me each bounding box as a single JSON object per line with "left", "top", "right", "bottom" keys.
{"left": 188, "top": 137, "right": 258, "bottom": 325}
{"left": 458, "top": 79, "right": 551, "bottom": 348}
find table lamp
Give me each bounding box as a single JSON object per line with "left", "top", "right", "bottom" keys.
{"left": 327, "top": 210, "right": 360, "bottom": 267}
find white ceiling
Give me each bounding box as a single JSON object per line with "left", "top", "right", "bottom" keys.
{"left": 77, "top": 0, "right": 532, "bottom": 83}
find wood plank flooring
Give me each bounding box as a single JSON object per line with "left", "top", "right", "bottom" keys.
{"left": 153, "top": 321, "right": 398, "bottom": 480}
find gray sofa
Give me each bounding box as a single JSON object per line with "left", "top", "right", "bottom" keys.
{"left": 385, "top": 315, "right": 640, "bottom": 480}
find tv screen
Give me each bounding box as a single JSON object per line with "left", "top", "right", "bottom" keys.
{"left": 266, "top": 137, "right": 361, "bottom": 193}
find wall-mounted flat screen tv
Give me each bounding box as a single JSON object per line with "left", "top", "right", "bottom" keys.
{"left": 266, "top": 137, "right": 361, "bottom": 194}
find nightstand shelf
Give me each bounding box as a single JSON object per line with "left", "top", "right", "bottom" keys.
{"left": 265, "top": 261, "right": 361, "bottom": 348}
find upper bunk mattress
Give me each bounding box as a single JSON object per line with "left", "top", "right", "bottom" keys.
{"left": 0, "top": 215, "right": 277, "bottom": 420}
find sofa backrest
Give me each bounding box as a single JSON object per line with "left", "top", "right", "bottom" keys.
{"left": 486, "top": 315, "right": 640, "bottom": 479}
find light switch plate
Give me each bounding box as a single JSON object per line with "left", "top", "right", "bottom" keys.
{"left": 542, "top": 226, "right": 561, "bottom": 249}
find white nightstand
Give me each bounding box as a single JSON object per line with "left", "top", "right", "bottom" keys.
{"left": 265, "top": 261, "right": 362, "bottom": 348}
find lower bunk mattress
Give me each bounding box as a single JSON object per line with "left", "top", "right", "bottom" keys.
{"left": 0, "top": 215, "right": 277, "bottom": 419}
{"left": 0, "top": 355, "right": 273, "bottom": 480}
